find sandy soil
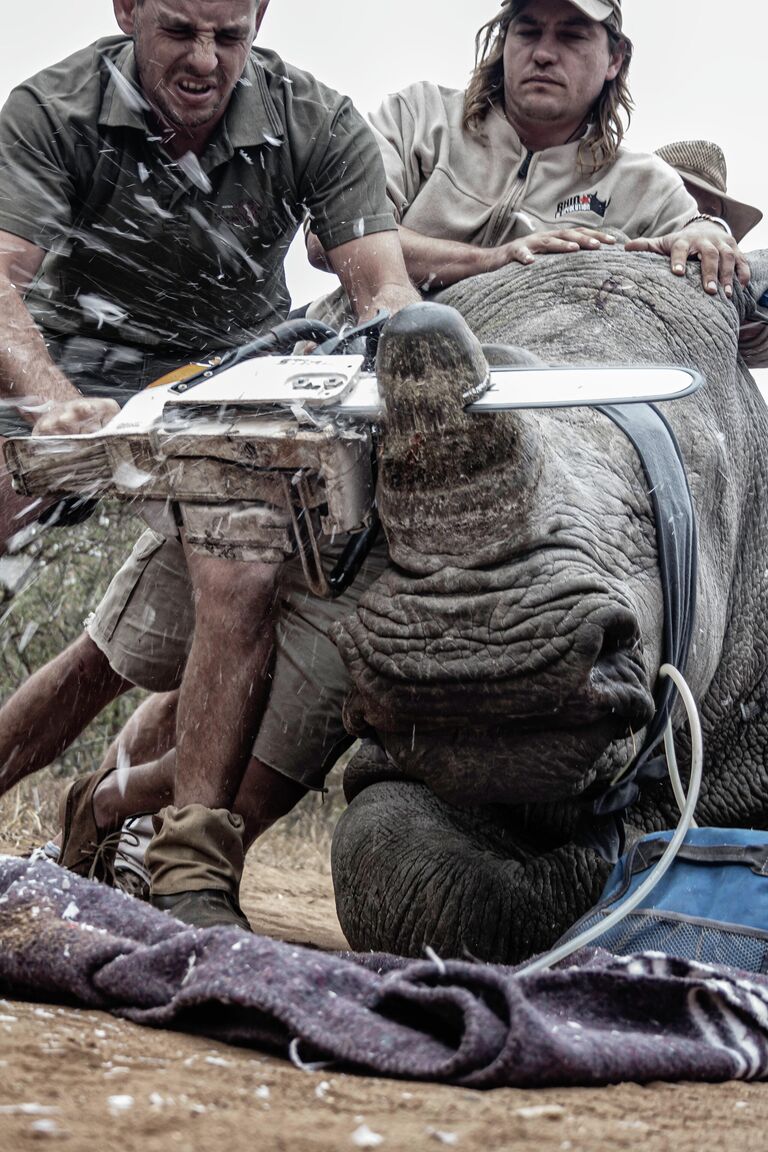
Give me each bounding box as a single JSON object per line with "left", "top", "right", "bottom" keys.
{"left": 2, "top": 852, "right": 768, "bottom": 1151}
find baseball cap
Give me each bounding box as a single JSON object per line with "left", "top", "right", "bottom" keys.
{"left": 655, "top": 139, "right": 763, "bottom": 243}
{"left": 567, "top": 1, "right": 622, "bottom": 29}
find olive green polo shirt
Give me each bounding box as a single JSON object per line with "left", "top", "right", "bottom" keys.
{"left": 0, "top": 36, "right": 395, "bottom": 366}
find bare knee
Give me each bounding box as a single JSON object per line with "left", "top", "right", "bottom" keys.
{"left": 189, "top": 555, "right": 281, "bottom": 635}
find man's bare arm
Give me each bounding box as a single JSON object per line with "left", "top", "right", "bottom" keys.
{"left": 0, "top": 231, "right": 118, "bottom": 434}
{"left": 396, "top": 225, "right": 621, "bottom": 290}
{"left": 322, "top": 231, "right": 420, "bottom": 318}
{"left": 312, "top": 225, "right": 617, "bottom": 294}
{"left": 389, "top": 227, "right": 494, "bottom": 291}
{"left": 0, "top": 231, "right": 79, "bottom": 416}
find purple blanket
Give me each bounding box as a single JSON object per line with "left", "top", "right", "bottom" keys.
{"left": 2, "top": 855, "right": 768, "bottom": 1087}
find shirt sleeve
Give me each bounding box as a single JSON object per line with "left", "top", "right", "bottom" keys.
{"left": 299, "top": 97, "right": 396, "bottom": 252}
{"left": 0, "top": 84, "right": 78, "bottom": 251}
{"left": 368, "top": 91, "right": 423, "bottom": 224}
{"left": 639, "top": 160, "right": 699, "bottom": 237}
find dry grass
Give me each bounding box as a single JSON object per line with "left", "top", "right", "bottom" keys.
{"left": 0, "top": 774, "right": 57, "bottom": 850}
{"left": 247, "top": 756, "right": 352, "bottom": 874}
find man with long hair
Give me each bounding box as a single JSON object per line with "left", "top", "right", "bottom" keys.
{"left": 341, "top": 0, "right": 748, "bottom": 298}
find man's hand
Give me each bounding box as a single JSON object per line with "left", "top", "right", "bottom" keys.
{"left": 490, "top": 227, "right": 617, "bottom": 269}
{"left": 33, "top": 397, "right": 120, "bottom": 436}
{"left": 625, "top": 224, "right": 750, "bottom": 299}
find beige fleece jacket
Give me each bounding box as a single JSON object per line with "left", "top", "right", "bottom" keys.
{"left": 369, "top": 82, "right": 698, "bottom": 245}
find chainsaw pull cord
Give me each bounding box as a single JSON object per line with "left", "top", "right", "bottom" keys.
{"left": 278, "top": 311, "right": 391, "bottom": 598}
{"left": 326, "top": 518, "right": 381, "bottom": 598}
{"left": 517, "top": 662, "right": 703, "bottom": 977}
{"left": 274, "top": 311, "right": 391, "bottom": 598}
{"left": 174, "top": 312, "right": 388, "bottom": 597}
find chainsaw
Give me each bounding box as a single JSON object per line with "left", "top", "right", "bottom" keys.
{"left": 4, "top": 314, "right": 701, "bottom": 596}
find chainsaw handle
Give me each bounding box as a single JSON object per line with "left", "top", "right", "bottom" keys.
{"left": 326, "top": 516, "right": 381, "bottom": 598}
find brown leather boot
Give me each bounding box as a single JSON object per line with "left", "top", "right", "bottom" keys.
{"left": 146, "top": 804, "right": 251, "bottom": 931}
{"left": 58, "top": 765, "right": 122, "bottom": 883}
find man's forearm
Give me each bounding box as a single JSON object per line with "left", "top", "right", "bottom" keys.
{"left": 0, "top": 274, "right": 80, "bottom": 421}
{"left": 353, "top": 278, "right": 421, "bottom": 322}
{"left": 328, "top": 230, "right": 420, "bottom": 321}
{"left": 397, "top": 226, "right": 498, "bottom": 291}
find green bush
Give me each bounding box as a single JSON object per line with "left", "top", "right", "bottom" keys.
{"left": 0, "top": 503, "right": 147, "bottom": 840}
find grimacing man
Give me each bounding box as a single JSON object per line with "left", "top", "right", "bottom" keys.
{"left": 0, "top": 0, "right": 418, "bottom": 930}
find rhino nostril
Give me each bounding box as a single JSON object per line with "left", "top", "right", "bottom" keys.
{"left": 597, "top": 615, "right": 641, "bottom": 661}
{"left": 590, "top": 616, "right": 645, "bottom": 706}
{"left": 585, "top": 613, "right": 652, "bottom": 726}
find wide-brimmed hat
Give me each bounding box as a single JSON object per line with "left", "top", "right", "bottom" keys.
{"left": 655, "top": 139, "right": 763, "bottom": 242}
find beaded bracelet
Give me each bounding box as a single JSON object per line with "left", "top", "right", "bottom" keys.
{"left": 684, "top": 213, "right": 732, "bottom": 236}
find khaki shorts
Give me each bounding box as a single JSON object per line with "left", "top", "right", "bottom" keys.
{"left": 87, "top": 528, "right": 388, "bottom": 790}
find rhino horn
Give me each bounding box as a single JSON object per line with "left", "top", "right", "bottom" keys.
{"left": 375, "top": 303, "right": 541, "bottom": 565}
{"left": 376, "top": 302, "right": 490, "bottom": 435}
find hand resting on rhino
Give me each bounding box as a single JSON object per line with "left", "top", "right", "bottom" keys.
{"left": 329, "top": 245, "right": 768, "bottom": 965}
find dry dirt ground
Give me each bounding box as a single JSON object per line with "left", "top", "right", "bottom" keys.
{"left": 3, "top": 837, "right": 768, "bottom": 1150}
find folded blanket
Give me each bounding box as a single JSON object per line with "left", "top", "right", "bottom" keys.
{"left": 2, "top": 855, "right": 767, "bottom": 1088}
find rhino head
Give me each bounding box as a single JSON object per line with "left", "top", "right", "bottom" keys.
{"left": 330, "top": 248, "right": 768, "bottom": 964}
{"left": 336, "top": 302, "right": 659, "bottom": 808}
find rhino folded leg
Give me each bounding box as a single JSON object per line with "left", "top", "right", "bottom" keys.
{"left": 331, "top": 781, "right": 611, "bottom": 965}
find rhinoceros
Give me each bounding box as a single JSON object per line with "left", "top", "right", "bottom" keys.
{"left": 329, "top": 248, "right": 768, "bottom": 965}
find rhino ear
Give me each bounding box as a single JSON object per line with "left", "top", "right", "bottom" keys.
{"left": 482, "top": 343, "right": 546, "bottom": 368}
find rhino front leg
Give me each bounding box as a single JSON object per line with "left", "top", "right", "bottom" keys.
{"left": 331, "top": 782, "right": 611, "bottom": 965}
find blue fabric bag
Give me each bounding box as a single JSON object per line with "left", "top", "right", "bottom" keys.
{"left": 560, "top": 826, "right": 768, "bottom": 972}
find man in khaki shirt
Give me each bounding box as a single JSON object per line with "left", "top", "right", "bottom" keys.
{"left": 311, "top": 0, "right": 748, "bottom": 299}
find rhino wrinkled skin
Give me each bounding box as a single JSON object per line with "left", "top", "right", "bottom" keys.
{"left": 329, "top": 248, "right": 768, "bottom": 965}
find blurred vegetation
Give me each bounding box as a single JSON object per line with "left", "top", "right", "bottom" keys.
{"left": 0, "top": 503, "right": 148, "bottom": 843}
{"left": 0, "top": 501, "right": 347, "bottom": 861}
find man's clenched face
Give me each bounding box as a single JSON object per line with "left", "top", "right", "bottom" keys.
{"left": 113, "top": 1, "right": 268, "bottom": 150}
{"left": 502, "top": 0, "right": 624, "bottom": 149}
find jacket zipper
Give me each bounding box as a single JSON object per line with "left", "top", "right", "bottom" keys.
{"left": 487, "top": 148, "right": 535, "bottom": 247}
{"left": 517, "top": 149, "right": 534, "bottom": 180}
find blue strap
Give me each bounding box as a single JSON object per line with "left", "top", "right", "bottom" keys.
{"left": 577, "top": 403, "right": 698, "bottom": 862}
